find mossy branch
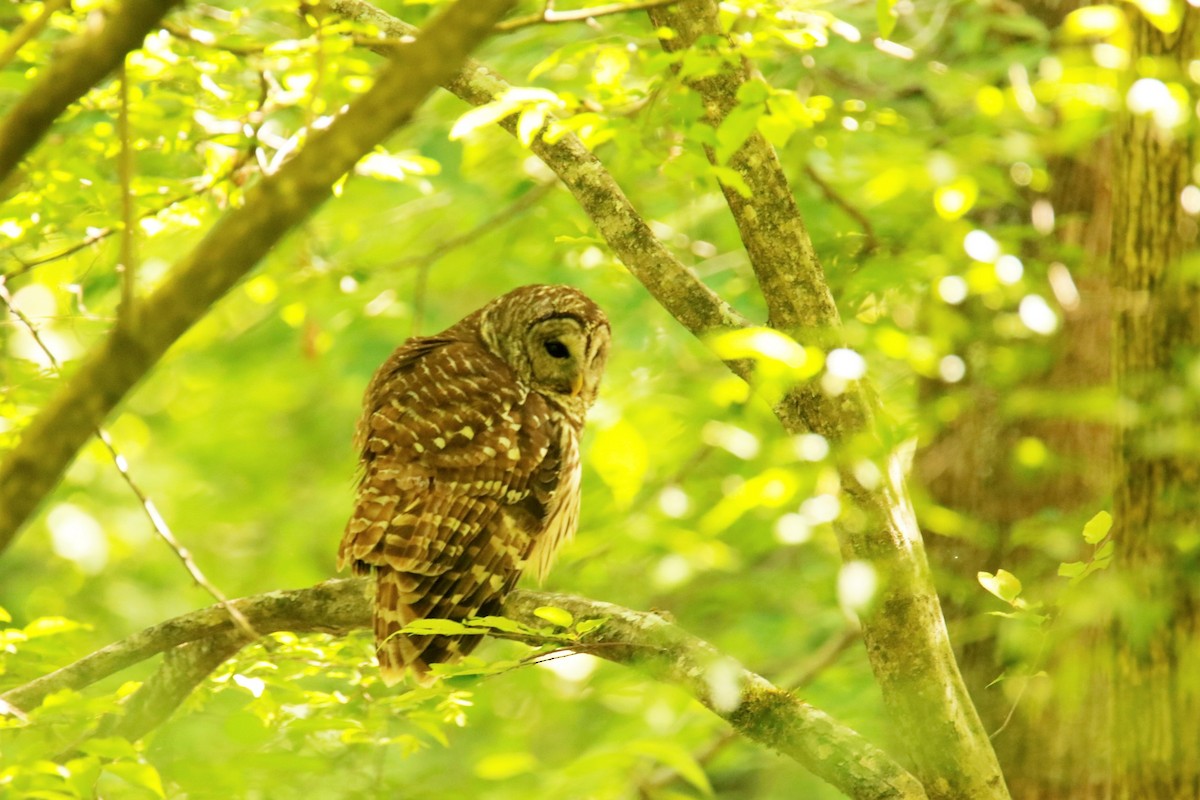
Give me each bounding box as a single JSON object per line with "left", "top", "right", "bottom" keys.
{"left": 3, "top": 579, "right": 927, "bottom": 800}
{"left": 0, "top": 0, "right": 516, "bottom": 556}
{"left": 642, "top": 4, "right": 1010, "bottom": 797}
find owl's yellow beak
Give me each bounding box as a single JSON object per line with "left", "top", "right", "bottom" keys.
{"left": 570, "top": 374, "right": 584, "bottom": 397}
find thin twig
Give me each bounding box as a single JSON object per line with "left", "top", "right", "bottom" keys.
{"left": 0, "top": 0, "right": 71, "bottom": 71}
{"left": 803, "top": 163, "right": 880, "bottom": 257}
{"left": 0, "top": 283, "right": 260, "bottom": 643}
{"left": 160, "top": 20, "right": 269, "bottom": 55}
{"left": 990, "top": 626, "right": 1050, "bottom": 740}
{"left": 117, "top": 59, "right": 136, "bottom": 319}
{"left": 407, "top": 180, "right": 556, "bottom": 333}
{"left": 495, "top": 0, "right": 680, "bottom": 31}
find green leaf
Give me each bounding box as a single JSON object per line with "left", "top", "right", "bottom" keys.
{"left": 399, "top": 619, "right": 473, "bottom": 636}
{"left": 79, "top": 737, "right": 138, "bottom": 760}
{"left": 1082, "top": 510, "right": 1112, "bottom": 544}
{"left": 876, "top": 0, "right": 897, "bottom": 38}
{"left": 1094, "top": 540, "right": 1115, "bottom": 564}
{"left": 709, "top": 165, "right": 752, "bottom": 197}
{"left": 103, "top": 762, "right": 165, "bottom": 798}
{"left": 533, "top": 606, "right": 574, "bottom": 628}
{"left": 449, "top": 100, "right": 520, "bottom": 140}
{"left": 710, "top": 327, "right": 808, "bottom": 369}
{"left": 627, "top": 740, "right": 713, "bottom": 795}
{"left": 24, "top": 617, "right": 87, "bottom": 638}
{"left": 573, "top": 617, "right": 607, "bottom": 636}
{"left": 1058, "top": 561, "right": 1087, "bottom": 578}
{"left": 987, "top": 610, "right": 1048, "bottom": 624}
{"left": 517, "top": 107, "right": 546, "bottom": 147}
{"left": 463, "top": 615, "right": 530, "bottom": 634}
{"left": 0, "top": 605, "right": 10, "bottom": 623}
{"left": 474, "top": 751, "right": 539, "bottom": 780}
{"left": 977, "top": 568, "right": 1022, "bottom": 605}
{"left": 63, "top": 756, "right": 103, "bottom": 798}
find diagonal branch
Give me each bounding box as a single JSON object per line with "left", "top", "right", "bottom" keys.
{"left": 647, "top": 0, "right": 833, "bottom": 336}
{"left": 644, "top": 4, "right": 1009, "bottom": 798}
{"left": 2, "top": 579, "right": 927, "bottom": 800}
{"left": 0, "top": 0, "right": 184, "bottom": 194}
{"left": 329, "top": 0, "right": 751, "bottom": 371}
{"left": 0, "top": 0, "right": 517, "bottom": 556}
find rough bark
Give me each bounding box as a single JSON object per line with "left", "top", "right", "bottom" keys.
{"left": 0, "top": 0, "right": 516, "bottom": 555}
{"left": 3, "top": 580, "right": 928, "bottom": 800}
{"left": 974, "top": 5, "right": 1200, "bottom": 796}
{"left": 1109, "top": 7, "right": 1200, "bottom": 797}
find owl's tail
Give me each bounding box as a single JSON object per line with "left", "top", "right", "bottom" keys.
{"left": 374, "top": 571, "right": 426, "bottom": 686}
{"left": 373, "top": 570, "right": 483, "bottom": 686}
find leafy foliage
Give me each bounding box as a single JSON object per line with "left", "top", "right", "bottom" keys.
{"left": 2, "top": 0, "right": 1191, "bottom": 797}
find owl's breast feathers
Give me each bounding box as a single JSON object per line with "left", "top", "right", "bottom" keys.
{"left": 338, "top": 336, "right": 583, "bottom": 683}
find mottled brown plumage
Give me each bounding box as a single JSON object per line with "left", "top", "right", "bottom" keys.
{"left": 338, "top": 284, "right": 610, "bottom": 684}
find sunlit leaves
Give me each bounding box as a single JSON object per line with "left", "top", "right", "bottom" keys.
{"left": 588, "top": 418, "right": 648, "bottom": 508}
{"left": 876, "top": 0, "right": 898, "bottom": 38}
{"left": 449, "top": 87, "right": 565, "bottom": 144}
{"left": 1063, "top": 5, "right": 1125, "bottom": 38}
{"left": 978, "top": 568, "right": 1023, "bottom": 606}
{"left": 1058, "top": 511, "right": 1116, "bottom": 585}
{"left": 354, "top": 150, "right": 441, "bottom": 184}
{"left": 532, "top": 606, "right": 574, "bottom": 628}
{"left": 933, "top": 177, "right": 978, "bottom": 221}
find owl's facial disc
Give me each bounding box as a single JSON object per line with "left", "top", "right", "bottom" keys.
{"left": 526, "top": 317, "right": 595, "bottom": 399}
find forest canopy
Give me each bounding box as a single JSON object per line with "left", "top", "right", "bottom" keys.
{"left": 1, "top": 0, "right": 1197, "bottom": 798}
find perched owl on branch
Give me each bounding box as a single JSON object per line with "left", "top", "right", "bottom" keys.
{"left": 338, "top": 284, "right": 610, "bottom": 685}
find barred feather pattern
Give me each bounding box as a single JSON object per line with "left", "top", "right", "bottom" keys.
{"left": 338, "top": 285, "right": 609, "bottom": 685}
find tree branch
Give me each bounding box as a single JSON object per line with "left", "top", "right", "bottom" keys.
{"left": 2, "top": 579, "right": 927, "bottom": 800}
{"left": 0, "top": 0, "right": 184, "bottom": 194}
{"left": 645, "top": 4, "right": 1010, "bottom": 797}
{"left": 803, "top": 163, "right": 880, "bottom": 257}
{"left": 0, "top": 0, "right": 516, "bottom": 556}
{"left": 328, "top": 0, "right": 751, "bottom": 374}
{"left": 647, "top": 0, "right": 832, "bottom": 335}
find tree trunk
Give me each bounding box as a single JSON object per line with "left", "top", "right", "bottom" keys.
{"left": 1109, "top": 7, "right": 1200, "bottom": 797}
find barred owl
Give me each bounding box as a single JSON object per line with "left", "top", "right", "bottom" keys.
{"left": 338, "top": 284, "right": 610, "bottom": 685}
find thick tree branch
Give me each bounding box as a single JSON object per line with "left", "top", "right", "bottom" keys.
{"left": 3, "top": 579, "right": 927, "bottom": 800}
{"left": 647, "top": 0, "right": 831, "bottom": 335}
{"left": 92, "top": 631, "right": 246, "bottom": 745}
{"left": 328, "top": 0, "right": 751, "bottom": 374}
{"left": 0, "top": 0, "right": 184, "bottom": 193}
{"left": 645, "top": 4, "right": 1009, "bottom": 798}
{"left": 0, "top": 0, "right": 516, "bottom": 555}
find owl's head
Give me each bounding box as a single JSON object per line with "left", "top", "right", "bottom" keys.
{"left": 478, "top": 284, "right": 610, "bottom": 409}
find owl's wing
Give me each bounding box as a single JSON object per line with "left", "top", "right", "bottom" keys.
{"left": 524, "top": 424, "right": 581, "bottom": 583}
{"left": 339, "top": 340, "right": 552, "bottom": 574}
{"left": 337, "top": 339, "right": 563, "bottom": 683}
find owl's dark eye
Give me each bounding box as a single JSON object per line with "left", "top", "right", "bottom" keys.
{"left": 544, "top": 340, "right": 570, "bottom": 359}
